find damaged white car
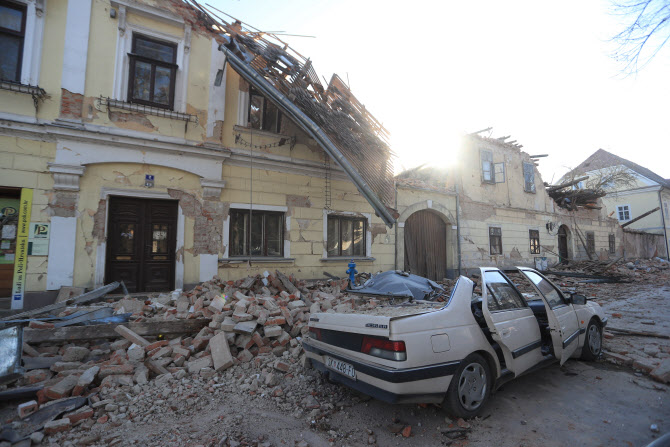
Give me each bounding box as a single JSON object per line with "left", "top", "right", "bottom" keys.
{"left": 303, "top": 267, "right": 607, "bottom": 418}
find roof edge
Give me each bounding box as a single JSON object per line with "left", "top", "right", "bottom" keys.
{"left": 219, "top": 44, "right": 396, "bottom": 227}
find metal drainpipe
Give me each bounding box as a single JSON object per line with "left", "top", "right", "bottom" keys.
{"left": 456, "top": 184, "right": 462, "bottom": 276}
{"left": 394, "top": 184, "right": 398, "bottom": 271}
{"left": 659, "top": 190, "right": 669, "bottom": 259}
{"left": 220, "top": 45, "right": 395, "bottom": 227}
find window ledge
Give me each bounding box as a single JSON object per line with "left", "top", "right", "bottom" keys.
{"left": 219, "top": 257, "right": 295, "bottom": 264}
{"left": 97, "top": 97, "right": 198, "bottom": 124}
{"left": 320, "top": 257, "right": 376, "bottom": 263}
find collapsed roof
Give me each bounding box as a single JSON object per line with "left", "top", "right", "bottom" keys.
{"left": 183, "top": 1, "right": 396, "bottom": 226}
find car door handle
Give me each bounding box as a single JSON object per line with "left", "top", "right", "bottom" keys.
{"left": 501, "top": 329, "right": 511, "bottom": 337}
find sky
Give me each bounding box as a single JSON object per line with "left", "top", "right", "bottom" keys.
{"left": 209, "top": 0, "right": 670, "bottom": 184}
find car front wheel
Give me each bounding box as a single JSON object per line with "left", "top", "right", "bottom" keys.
{"left": 581, "top": 319, "right": 602, "bottom": 361}
{"left": 444, "top": 353, "right": 491, "bottom": 419}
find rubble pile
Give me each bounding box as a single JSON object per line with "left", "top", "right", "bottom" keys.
{"left": 0, "top": 271, "right": 382, "bottom": 444}
{"left": 545, "top": 257, "right": 670, "bottom": 286}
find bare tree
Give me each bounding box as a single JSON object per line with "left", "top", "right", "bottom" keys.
{"left": 610, "top": 0, "right": 670, "bottom": 75}
{"left": 547, "top": 166, "right": 637, "bottom": 210}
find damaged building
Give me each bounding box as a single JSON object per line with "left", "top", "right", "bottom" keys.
{"left": 0, "top": 0, "right": 398, "bottom": 308}
{"left": 394, "top": 131, "right": 626, "bottom": 279}
{"left": 0, "top": 0, "right": 648, "bottom": 309}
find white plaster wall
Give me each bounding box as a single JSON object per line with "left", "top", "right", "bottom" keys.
{"left": 46, "top": 216, "right": 77, "bottom": 290}
{"left": 61, "top": 0, "right": 92, "bottom": 94}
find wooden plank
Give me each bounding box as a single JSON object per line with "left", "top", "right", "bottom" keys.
{"left": 1, "top": 281, "right": 122, "bottom": 321}
{"left": 620, "top": 207, "right": 660, "bottom": 228}
{"left": 23, "top": 319, "right": 210, "bottom": 344}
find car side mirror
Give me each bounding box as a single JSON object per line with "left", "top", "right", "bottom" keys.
{"left": 571, "top": 293, "right": 587, "bottom": 305}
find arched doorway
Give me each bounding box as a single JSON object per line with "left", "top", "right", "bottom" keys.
{"left": 557, "top": 225, "right": 571, "bottom": 263}
{"left": 404, "top": 210, "right": 447, "bottom": 280}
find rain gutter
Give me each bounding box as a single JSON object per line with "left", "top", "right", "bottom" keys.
{"left": 219, "top": 44, "right": 396, "bottom": 227}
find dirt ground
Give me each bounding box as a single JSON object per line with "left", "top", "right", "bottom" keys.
{"left": 4, "top": 277, "right": 669, "bottom": 447}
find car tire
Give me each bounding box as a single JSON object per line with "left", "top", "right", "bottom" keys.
{"left": 580, "top": 319, "right": 602, "bottom": 361}
{"left": 444, "top": 353, "right": 491, "bottom": 419}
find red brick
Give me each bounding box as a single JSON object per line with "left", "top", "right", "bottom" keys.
{"left": 98, "top": 364, "right": 134, "bottom": 379}
{"left": 65, "top": 406, "right": 94, "bottom": 424}
{"left": 44, "top": 418, "right": 71, "bottom": 434}
{"left": 97, "top": 414, "right": 109, "bottom": 424}
{"left": 24, "top": 369, "right": 51, "bottom": 384}
{"left": 18, "top": 400, "right": 38, "bottom": 419}
{"left": 273, "top": 360, "right": 290, "bottom": 373}
{"left": 264, "top": 317, "right": 286, "bottom": 326}
{"left": 144, "top": 340, "right": 169, "bottom": 352}
{"left": 251, "top": 332, "right": 264, "bottom": 347}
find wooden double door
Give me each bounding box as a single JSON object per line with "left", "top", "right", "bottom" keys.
{"left": 106, "top": 197, "right": 178, "bottom": 293}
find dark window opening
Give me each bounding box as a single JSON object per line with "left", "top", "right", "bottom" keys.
{"left": 249, "top": 86, "right": 282, "bottom": 133}
{"left": 523, "top": 162, "right": 536, "bottom": 193}
{"left": 128, "top": 34, "right": 177, "bottom": 109}
{"left": 609, "top": 234, "right": 616, "bottom": 254}
{"left": 529, "top": 229, "right": 540, "bottom": 254}
{"left": 0, "top": 1, "right": 26, "bottom": 83}
{"left": 327, "top": 215, "right": 366, "bottom": 257}
{"left": 489, "top": 227, "right": 502, "bottom": 255}
{"left": 229, "top": 209, "right": 284, "bottom": 257}
{"left": 586, "top": 231, "right": 595, "bottom": 256}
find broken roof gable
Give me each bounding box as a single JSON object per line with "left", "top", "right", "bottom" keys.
{"left": 182, "top": 1, "right": 397, "bottom": 226}
{"left": 569, "top": 149, "right": 670, "bottom": 189}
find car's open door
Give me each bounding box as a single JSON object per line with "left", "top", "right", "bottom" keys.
{"left": 480, "top": 268, "right": 544, "bottom": 376}
{"left": 517, "top": 267, "right": 581, "bottom": 365}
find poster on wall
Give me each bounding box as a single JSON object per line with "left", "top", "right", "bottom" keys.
{"left": 28, "top": 223, "right": 49, "bottom": 256}
{"left": 0, "top": 197, "right": 20, "bottom": 265}
{"left": 11, "top": 189, "right": 33, "bottom": 310}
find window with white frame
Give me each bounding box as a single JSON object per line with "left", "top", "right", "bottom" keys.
{"left": 327, "top": 215, "right": 366, "bottom": 257}
{"left": 617, "top": 205, "right": 631, "bottom": 222}
{"left": 127, "top": 34, "right": 178, "bottom": 109}
{"left": 229, "top": 209, "right": 284, "bottom": 257}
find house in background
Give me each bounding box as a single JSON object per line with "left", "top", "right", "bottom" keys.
{"left": 394, "top": 132, "right": 624, "bottom": 280}
{"left": 567, "top": 149, "right": 670, "bottom": 259}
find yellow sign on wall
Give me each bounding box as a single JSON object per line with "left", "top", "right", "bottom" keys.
{"left": 11, "top": 189, "right": 33, "bottom": 310}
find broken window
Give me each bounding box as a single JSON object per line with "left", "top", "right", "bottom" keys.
{"left": 483, "top": 270, "right": 527, "bottom": 311}
{"left": 529, "top": 229, "right": 540, "bottom": 254}
{"left": 327, "top": 215, "right": 366, "bottom": 257}
{"left": 523, "top": 162, "right": 536, "bottom": 193}
{"left": 586, "top": 231, "right": 595, "bottom": 256}
{"left": 489, "top": 227, "right": 502, "bottom": 255}
{"left": 249, "top": 86, "right": 282, "bottom": 133}
{"left": 609, "top": 234, "right": 616, "bottom": 254}
{"left": 617, "top": 205, "right": 631, "bottom": 222}
{"left": 128, "top": 34, "right": 177, "bottom": 109}
{"left": 481, "top": 149, "right": 494, "bottom": 183}
{"left": 0, "top": 1, "right": 26, "bottom": 82}
{"left": 229, "top": 210, "right": 284, "bottom": 257}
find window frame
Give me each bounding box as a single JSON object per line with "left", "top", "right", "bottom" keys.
{"left": 616, "top": 204, "right": 631, "bottom": 222}
{"left": 483, "top": 269, "right": 529, "bottom": 313}
{"left": 489, "top": 226, "right": 502, "bottom": 255}
{"left": 248, "top": 85, "right": 283, "bottom": 133}
{"left": 326, "top": 214, "right": 367, "bottom": 257}
{"left": 127, "top": 33, "right": 178, "bottom": 110}
{"left": 481, "top": 149, "right": 495, "bottom": 184}
{"left": 0, "top": 0, "right": 27, "bottom": 83}
{"left": 608, "top": 234, "right": 616, "bottom": 254}
{"left": 523, "top": 162, "right": 536, "bottom": 193}
{"left": 529, "top": 229, "right": 541, "bottom": 255}
{"left": 229, "top": 209, "right": 285, "bottom": 258}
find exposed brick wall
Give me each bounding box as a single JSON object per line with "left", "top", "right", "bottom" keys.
{"left": 46, "top": 191, "right": 78, "bottom": 218}
{"left": 167, "top": 189, "right": 222, "bottom": 256}
{"left": 59, "top": 89, "right": 83, "bottom": 120}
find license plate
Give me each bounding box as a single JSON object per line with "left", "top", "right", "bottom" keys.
{"left": 325, "top": 356, "right": 356, "bottom": 380}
